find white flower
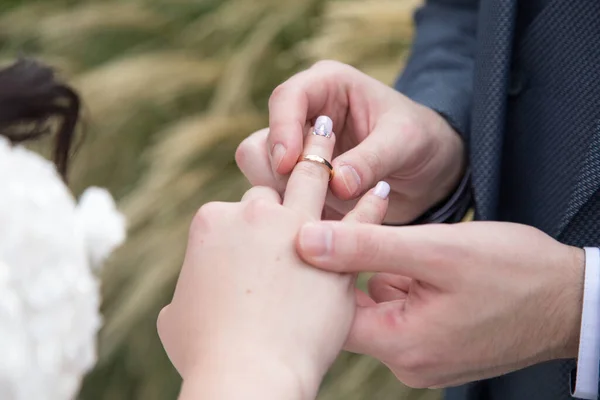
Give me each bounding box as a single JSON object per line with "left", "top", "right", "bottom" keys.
{"left": 0, "top": 137, "right": 126, "bottom": 400}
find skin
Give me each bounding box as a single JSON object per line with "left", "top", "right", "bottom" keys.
{"left": 295, "top": 221, "right": 585, "bottom": 388}
{"left": 236, "top": 61, "right": 587, "bottom": 389}
{"left": 158, "top": 125, "right": 389, "bottom": 399}
{"left": 235, "top": 60, "right": 465, "bottom": 224}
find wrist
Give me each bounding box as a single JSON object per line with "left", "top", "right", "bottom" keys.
{"left": 384, "top": 105, "right": 467, "bottom": 225}
{"left": 551, "top": 245, "right": 585, "bottom": 360}
{"left": 179, "top": 351, "right": 321, "bottom": 400}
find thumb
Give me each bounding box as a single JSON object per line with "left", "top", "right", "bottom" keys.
{"left": 330, "top": 118, "right": 425, "bottom": 200}
{"left": 295, "top": 221, "right": 445, "bottom": 285}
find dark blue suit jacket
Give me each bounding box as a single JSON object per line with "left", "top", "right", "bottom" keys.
{"left": 395, "top": 0, "right": 600, "bottom": 399}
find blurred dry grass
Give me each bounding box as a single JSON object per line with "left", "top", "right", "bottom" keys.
{"left": 0, "top": 0, "right": 440, "bottom": 399}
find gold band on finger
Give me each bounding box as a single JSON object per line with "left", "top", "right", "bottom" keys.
{"left": 297, "top": 154, "right": 334, "bottom": 181}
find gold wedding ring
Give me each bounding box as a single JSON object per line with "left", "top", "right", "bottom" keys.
{"left": 297, "top": 154, "right": 334, "bottom": 181}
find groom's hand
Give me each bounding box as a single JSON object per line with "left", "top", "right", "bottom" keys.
{"left": 235, "top": 60, "right": 465, "bottom": 223}
{"left": 295, "top": 221, "right": 585, "bottom": 388}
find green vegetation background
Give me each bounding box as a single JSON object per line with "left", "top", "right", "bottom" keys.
{"left": 0, "top": 0, "right": 440, "bottom": 399}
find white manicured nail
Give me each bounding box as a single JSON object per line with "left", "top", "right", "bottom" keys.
{"left": 373, "top": 181, "right": 391, "bottom": 199}
{"left": 313, "top": 115, "right": 333, "bottom": 138}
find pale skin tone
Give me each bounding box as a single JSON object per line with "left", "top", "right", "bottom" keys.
{"left": 236, "top": 60, "right": 586, "bottom": 388}
{"left": 158, "top": 121, "right": 390, "bottom": 399}
{"left": 235, "top": 60, "right": 465, "bottom": 223}
{"left": 296, "top": 221, "right": 584, "bottom": 388}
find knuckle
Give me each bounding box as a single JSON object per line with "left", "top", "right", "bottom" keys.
{"left": 191, "top": 205, "right": 210, "bottom": 231}
{"left": 400, "top": 350, "right": 427, "bottom": 372}
{"left": 234, "top": 141, "right": 249, "bottom": 170}
{"left": 399, "top": 373, "right": 434, "bottom": 389}
{"left": 156, "top": 305, "right": 170, "bottom": 340}
{"left": 191, "top": 202, "right": 226, "bottom": 233}
{"left": 268, "top": 83, "right": 290, "bottom": 108}
{"left": 400, "top": 115, "right": 424, "bottom": 138}
{"left": 243, "top": 198, "right": 274, "bottom": 223}
{"left": 311, "top": 59, "right": 346, "bottom": 73}
{"left": 395, "top": 347, "right": 434, "bottom": 382}
{"left": 244, "top": 186, "right": 280, "bottom": 200}
{"left": 235, "top": 135, "right": 257, "bottom": 168}
{"left": 235, "top": 132, "right": 268, "bottom": 175}
{"left": 403, "top": 125, "right": 424, "bottom": 146}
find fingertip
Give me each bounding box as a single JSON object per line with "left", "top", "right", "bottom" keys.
{"left": 330, "top": 162, "right": 362, "bottom": 200}
{"left": 278, "top": 148, "right": 302, "bottom": 176}
{"left": 156, "top": 304, "right": 171, "bottom": 334}
{"left": 269, "top": 138, "right": 302, "bottom": 175}
{"left": 313, "top": 115, "right": 333, "bottom": 138}
{"left": 270, "top": 142, "right": 287, "bottom": 173}
{"left": 235, "top": 137, "right": 250, "bottom": 169}
{"left": 296, "top": 222, "right": 333, "bottom": 261}
{"left": 372, "top": 181, "right": 391, "bottom": 200}
{"left": 268, "top": 119, "right": 306, "bottom": 175}
{"left": 330, "top": 130, "right": 398, "bottom": 200}
{"left": 342, "top": 181, "right": 389, "bottom": 224}
{"left": 236, "top": 128, "right": 268, "bottom": 175}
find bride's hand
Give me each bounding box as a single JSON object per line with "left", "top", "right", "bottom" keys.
{"left": 157, "top": 117, "right": 389, "bottom": 399}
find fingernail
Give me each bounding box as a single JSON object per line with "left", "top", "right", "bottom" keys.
{"left": 299, "top": 223, "right": 332, "bottom": 257}
{"left": 339, "top": 165, "right": 361, "bottom": 196}
{"left": 313, "top": 115, "right": 333, "bottom": 138}
{"left": 271, "top": 143, "right": 286, "bottom": 172}
{"left": 373, "top": 181, "right": 391, "bottom": 199}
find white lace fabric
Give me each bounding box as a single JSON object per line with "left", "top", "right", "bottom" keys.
{"left": 0, "top": 137, "right": 126, "bottom": 400}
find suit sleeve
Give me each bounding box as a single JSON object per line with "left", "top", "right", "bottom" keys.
{"left": 395, "top": 0, "right": 479, "bottom": 138}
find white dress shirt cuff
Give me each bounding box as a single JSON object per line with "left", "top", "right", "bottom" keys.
{"left": 572, "top": 247, "right": 600, "bottom": 399}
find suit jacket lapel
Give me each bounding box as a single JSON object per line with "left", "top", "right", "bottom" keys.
{"left": 551, "top": 2, "right": 600, "bottom": 237}
{"left": 470, "top": 0, "right": 517, "bottom": 221}
{"left": 557, "top": 121, "right": 600, "bottom": 236}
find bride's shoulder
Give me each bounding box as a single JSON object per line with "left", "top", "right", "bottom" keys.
{"left": 0, "top": 136, "right": 75, "bottom": 206}
{"left": 0, "top": 138, "right": 126, "bottom": 400}
{"left": 0, "top": 136, "right": 125, "bottom": 266}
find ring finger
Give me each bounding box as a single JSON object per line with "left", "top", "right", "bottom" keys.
{"left": 283, "top": 115, "right": 335, "bottom": 219}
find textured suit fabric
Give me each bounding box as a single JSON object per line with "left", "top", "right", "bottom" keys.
{"left": 395, "top": 0, "right": 478, "bottom": 138}
{"left": 468, "top": 0, "right": 516, "bottom": 222}
{"left": 395, "top": 0, "right": 600, "bottom": 399}
{"left": 500, "top": 0, "right": 600, "bottom": 237}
